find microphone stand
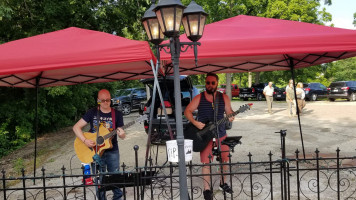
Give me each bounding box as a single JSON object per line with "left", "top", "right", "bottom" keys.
{"left": 212, "top": 92, "right": 226, "bottom": 191}
{"left": 93, "top": 102, "right": 102, "bottom": 184}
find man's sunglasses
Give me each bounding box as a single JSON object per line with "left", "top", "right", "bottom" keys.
{"left": 205, "top": 81, "right": 216, "bottom": 85}
{"left": 99, "top": 99, "right": 111, "bottom": 103}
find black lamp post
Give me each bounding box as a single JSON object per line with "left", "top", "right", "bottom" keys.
{"left": 142, "top": 0, "right": 207, "bottom": 199}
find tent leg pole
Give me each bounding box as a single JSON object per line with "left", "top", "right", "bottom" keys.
{"left": 150, "top": 50, "right": 174, "bottom": 140}
{"left": 34, "top": 77, "right": 39, "bottom": 184}
{"left": 144, "top": 47, "right": 175, "bottom": 167}
{"left": 289, "top": 58, "right": 306, "bottom": 159}
{"left": 145, "top": 55, "right": 170, "bottom": 167}
{"left": 144, "top": 60, "right": 159, "bottom": 167}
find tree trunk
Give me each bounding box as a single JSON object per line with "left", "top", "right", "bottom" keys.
{"left": 226, "top": 73, "right": 232, "bottom": 99}
{"left": 255, "top": 72, "right": 260, "bottom": 84}
{"left": 146, "top": 84, "right": 150, "bottom": 100}
{"left": 248, "top": 72, "right": 252, "bottom": 87}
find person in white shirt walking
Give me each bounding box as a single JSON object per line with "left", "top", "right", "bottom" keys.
{"left": 263, "top": 82, "right": 274, "bottom": 114}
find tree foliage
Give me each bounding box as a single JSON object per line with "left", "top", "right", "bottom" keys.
{"left": 324, "top": 57, "right": 356, "bottom": 82}
{"left": 0, "top": 0, "right": 151, "bottom": 43}
{"left": 0, "top": 0, "right": 149, "bottom": 157}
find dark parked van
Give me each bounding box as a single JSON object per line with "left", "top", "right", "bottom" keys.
{"left": 327, "top": 81, "right": 356, "bottom": 101}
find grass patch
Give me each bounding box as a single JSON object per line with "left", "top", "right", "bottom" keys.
{"left": 13, "top": 158, "right": 25, "bottom": 174}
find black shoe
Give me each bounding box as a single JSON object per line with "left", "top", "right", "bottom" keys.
{"left": 219, "top": 183, "right": 233, "bottom": 194}
{"left": 203, "top": 189, "right": 213, "bottom": 200}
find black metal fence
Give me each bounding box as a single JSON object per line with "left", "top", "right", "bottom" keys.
{"left": 1, "top": 147, "right": 356, "bottom": 200}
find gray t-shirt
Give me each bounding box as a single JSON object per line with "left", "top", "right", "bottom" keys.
{"left": 286, "top": 87, "right": 295, "bottom": 100}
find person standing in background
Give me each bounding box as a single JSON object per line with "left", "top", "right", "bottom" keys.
{"left": 296, "top": 82, "right": 306, "bottom": 114}
{"left": 263, "top": 82, "right": 274, "bottom": 114}
{"left": 286, "top": 81, "right": 296, "bottom": 117}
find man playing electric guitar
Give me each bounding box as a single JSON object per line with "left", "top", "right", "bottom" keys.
{"left": 184, "top": 72, "right": 234, "bottom": 200}
{"left": 73, "top": 89, "right": 125, "bottom": 200}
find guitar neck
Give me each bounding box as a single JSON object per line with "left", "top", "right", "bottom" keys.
{"left": 103, "top": 120, "right": 136, "bottom": 140}
{"left": 216, "top": 110, "right": 240, "bottom": 126}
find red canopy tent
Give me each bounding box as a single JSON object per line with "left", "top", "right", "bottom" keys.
{"left": 160, "top": 15, "right": 356, "bottom": 74}
{"left": 0, "top": 27, "right": 156, "bottom": 179}
{"left": 0, "top": 27, "right": 156, "bottom": 87}
{"left": 159, "top": 15, "right": 356, "bottom": 159}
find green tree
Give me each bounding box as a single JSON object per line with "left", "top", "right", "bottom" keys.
{"left": 0, "top": 0, "right": 151, "bottom": 157}
{"left": 0, "top": 0, "right": 150, "bottom": 43}
{"left": 325, "top": 57, "right": 356, "bottom": 82}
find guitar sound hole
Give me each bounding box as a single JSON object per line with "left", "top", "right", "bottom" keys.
{"left": 96, "top": 136, "right": 104, "bottom": 145}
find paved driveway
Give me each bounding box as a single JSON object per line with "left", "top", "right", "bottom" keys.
{"left": 121, "top": 100, "right": 356, "bottom": 165}
{"left": 230, "top": 100, "right": 356, "bottom": 161}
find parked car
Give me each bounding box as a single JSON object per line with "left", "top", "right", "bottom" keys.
{"left": 303, "top": 82, "right": 328, "bottom": 101}
{"left": 327, "top": 81, "right": 356, "bottom": 101}
{"left": 273, "top": 87, "right": 286, "bottom": 101}
{"left": 239, "top": 83, "right": 277, "bottom": 101}
{"left": 218, "top": 84, "right": 240, "bottom": 97}
{"left": 239, "top": 83, "right": 265, "bottom": 101}
{"left": 111, "top": 88, "right": 147, "bottom": 115}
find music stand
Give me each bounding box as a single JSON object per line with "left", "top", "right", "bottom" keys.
{"left": 221, "top": 136, "right": 242, "bottom": 152}
{"left": 99, "top": 170, "right": 157, "bottom": 192}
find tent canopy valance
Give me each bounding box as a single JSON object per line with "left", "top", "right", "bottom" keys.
{"left": 159, "top": 15, "right": 356, "bottom": 74}
{"left": 0, "top": 27, "right": 156, "bottom": 88}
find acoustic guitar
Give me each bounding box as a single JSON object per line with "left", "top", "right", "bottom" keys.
{"left": 184, "top": 104, "right": 252, "bottom": 152}
{"left": 74, "top": 115, "right": 147, "bottom": 163}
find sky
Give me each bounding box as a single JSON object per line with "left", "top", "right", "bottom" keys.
{"left": 321, "top": 0, "right": 356, "bottom": 30}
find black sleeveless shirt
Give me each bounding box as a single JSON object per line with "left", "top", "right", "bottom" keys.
{"left": 197, "top": 92, "right": 226, "bottom": 137}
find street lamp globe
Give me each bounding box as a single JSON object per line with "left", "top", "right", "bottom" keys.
{"left": 182, "top": 1, "right": 208, "bottom": 42}
{"left": 153, "top": 0, "right": 186, "bottom": 37}
{"left": 142, "top": 4, "right": 165, "bottom": 45}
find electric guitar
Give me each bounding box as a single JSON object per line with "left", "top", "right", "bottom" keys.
{"left": 74, "top": 114, "right": 147, "bottom": 163}
{"left": 184, "top": 104, "right": 252, "bottom": 152}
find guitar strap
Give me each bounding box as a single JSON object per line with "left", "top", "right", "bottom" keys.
{"left": 111, "top": 108, "right": 116, "bottom": 130}
{"left": 96, "top": 105, "right": 101, "bottom": 139}
{"left": 96, "top": 105, "right": 101, "bottom": 130}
